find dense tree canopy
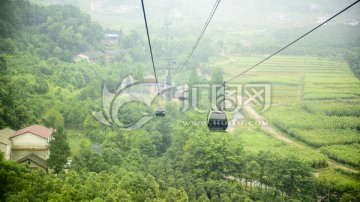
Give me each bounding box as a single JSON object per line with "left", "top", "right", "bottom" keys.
{"left": 0, "top": 0, "right": 103, "bottom": 61}
{"left": 346, "top": 52, "right": 360, "bottom": 80}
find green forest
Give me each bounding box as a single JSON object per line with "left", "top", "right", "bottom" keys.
{"left": 1, "top": 0, "right": 360, "bottom": 201}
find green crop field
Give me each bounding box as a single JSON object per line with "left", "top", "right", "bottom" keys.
{"left": 321, "top": 144, "right": 360, "bottom": 168}
{"left": 266, "top": 105, "right": 360, "bottom": 147}
{"left": 304, "top": 100, "right": 360, "bottom": 117}
{"left": 216, "top": 55, "right": 360, "bottom": 103}
{"left": 216, "top": 55, "right": 360, "bottom": 170}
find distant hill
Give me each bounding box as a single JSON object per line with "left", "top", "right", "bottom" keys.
{"left": 0, "top": 0, "right": 103, "bottom": 61}
{"left": 29, "top": 0, "right": 360, "bottom": 30}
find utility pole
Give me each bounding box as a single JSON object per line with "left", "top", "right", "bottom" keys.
{"left": 163, "top": 58, "right": 176, "bottom": 101}
{"left": 160, "top": 1, "right": 177, "bottom": 102}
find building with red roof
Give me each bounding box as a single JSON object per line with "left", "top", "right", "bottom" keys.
{"left": 0, "top": 125, "right": 54, "bottom": 171}
{"left": 12, "top": 125, "right": 53, "bottom": 139}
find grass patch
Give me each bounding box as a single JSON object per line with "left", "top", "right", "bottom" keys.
{"left": 66, "top": 129, "right": 91, "bottom": 156}
{"left": 234, "top": 127, "right": 327, "bottom": 168}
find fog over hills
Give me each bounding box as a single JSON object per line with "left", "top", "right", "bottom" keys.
{"left": 31, "top": 0, "right": 360, "bottom": 31}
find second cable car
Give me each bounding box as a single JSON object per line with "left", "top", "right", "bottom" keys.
{"left": 155, "top": 107, "right": 166, "bottom": 117}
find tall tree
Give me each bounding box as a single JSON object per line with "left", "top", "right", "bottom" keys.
{"left": 135, "top": 65, "right": 144, "bottom": 82}
{"left": 48, "top": 129, "right": 70, "bottom": 174}
{"left": 210, "top": 67, "right": 225, "bottom": 109}
{"left": 211, "top": 67, "right": 224, "bottom": 85}
{"left": 188, "top": 66, "right": 199, "bottom": 85}
{"left": 345, "top": 52, "right": 360, "bottom": 80}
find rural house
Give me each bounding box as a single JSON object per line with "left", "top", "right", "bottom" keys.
{"left": 0, "top": 125, "right": 54, "bottom": 172}
{"left": 73, "top": 51, "right": 106, "bottom": 62}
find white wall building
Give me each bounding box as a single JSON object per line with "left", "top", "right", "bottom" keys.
{"left": 10, "top": 125, "right": 53, "bottom": 161}
{"left": 0, "top": 125, "right": 53, "bottom": 172}
{"left": 0, "top": 128, "right": 15, "bottom": 160}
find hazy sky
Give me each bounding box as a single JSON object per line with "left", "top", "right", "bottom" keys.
{"left": 31, "top": 0, "right": 360, "bottom": 31}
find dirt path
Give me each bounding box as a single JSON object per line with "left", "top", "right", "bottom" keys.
{"left": 242, "top": 105, "right": 359, "bottom": 174}
{"left": 227, "top": 110, "right": 245, "bottom": 133}
{"left": 244, "top": 105, "right": 298, "bottom": 145}
{"left": 327, "top": 160, "right": 359, "bottom": 173}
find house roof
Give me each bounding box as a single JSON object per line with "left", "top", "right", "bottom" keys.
{"left": 81, "top": 51, "right": 106, "bottom": 59}
{"left": 17, "top": 153, "right": 48, "bottom": 170}
{"left": 105, "top": 34, "right": 120, "bottom": 38}
{"left": 0, "top": 128, "right": 15, "bottom": 145}
{"left": 12, "top": 125, "right": 53, "bottom": 139}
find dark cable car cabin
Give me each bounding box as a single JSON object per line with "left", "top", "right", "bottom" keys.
{"left": 178, "top": 95, "right": 186, "bottom": 101}
{"left": 155, "top": 107, "right": 166, "bottom": 117}
{"left": 207, "top": 110, "right": 228, "bottom": 131}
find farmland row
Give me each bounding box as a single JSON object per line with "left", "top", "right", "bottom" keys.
{"left": 320, "top": 144, "right": 360, "bottom": 168}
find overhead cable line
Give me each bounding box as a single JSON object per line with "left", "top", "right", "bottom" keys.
{"left": 176, "top": 0, "right": 221, "bottom": 73}
{"left": 224, "top": 0, "right": 360, "bottom": 84}
{"left": 141, "top": 0, "right": 160, "bottom": 91}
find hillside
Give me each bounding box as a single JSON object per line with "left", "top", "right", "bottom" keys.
{"left": 1, "top": 0, "right": 360, "bottom": 201}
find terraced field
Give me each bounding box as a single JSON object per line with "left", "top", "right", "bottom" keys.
{"left": 321, "top": 143, "right": 360, "bottom": 168}
{"left": 214, "top": 55, "right": 360, "bottom": 169}
{"left": 214, "top": 55, "right": 360, "bottom": 104}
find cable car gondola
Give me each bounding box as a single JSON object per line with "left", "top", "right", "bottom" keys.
{"left": 207, "top": 110, "right": 228, "bottom": 131}
{"left": 178, "top": 95, "right": 186, "bottom": 101}
{"left": 155, "top": 107, "right": 166, "bottom": 117}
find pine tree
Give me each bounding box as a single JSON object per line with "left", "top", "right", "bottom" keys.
{"left": 135, "top": 65, "right": 144, "bottom": 82}
{"left": 210, "top": 67, "right": 225, "bottom": 109}
{"left": 211, "top": 67, "right": 224, "bottom": 85}
{"left": 48, "top": 129, "right": 70, "bottom": 173}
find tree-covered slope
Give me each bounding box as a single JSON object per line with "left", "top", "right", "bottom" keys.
{"left": 0, "top": 0, "right": 103, "bottom": 61}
